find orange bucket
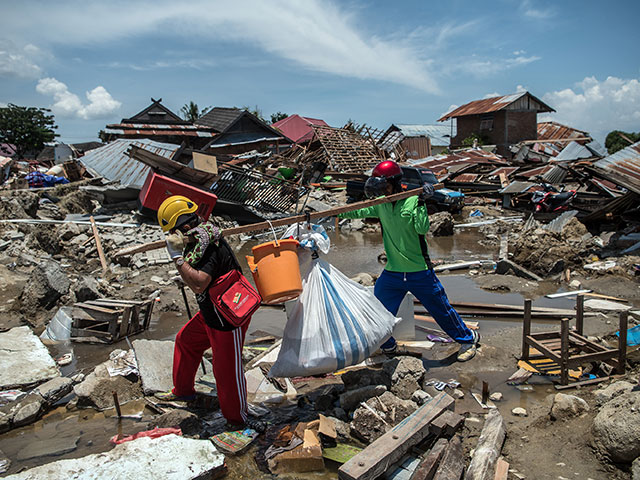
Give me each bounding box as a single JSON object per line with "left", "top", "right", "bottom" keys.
{"left": 246, "top": 239, "right": 302, "bottom": 304}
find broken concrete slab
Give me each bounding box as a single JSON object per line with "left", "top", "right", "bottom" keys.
{"left": 584, "top": 299, "right": 632, "bottom": 312}
{"left": 132, "top": 339, "right": 175, "bottom": 395}
{"left": 383, "top": 356, "right": 426, "bottom": 400}
{"left": 34, "top": 376, "right": 73, "bottom": 405}
{"left": 149, "top": 409, "right": 200, "bottom": 436}
{"left": 339, "top": 385, "right": 387, "bottom": 412}
{"left": 73, "top": 360, "right": 142, "bottom": 410}
{"left": 20, "top": 260, "right": 70, "bottom": 311}
{"left": 74, "top": 276, "right": 101, "bottom": 303}
{"left": 0, "top": 326, "right": 60, "bottom": 390}
{"left": 16, "top": 435, "right": 79, "bottom": 461}
{"left": 3, "top": 435, "right": 226, "bottom": 480}
{"left": 10, "top": 393, "right": 43, "bottom": 427}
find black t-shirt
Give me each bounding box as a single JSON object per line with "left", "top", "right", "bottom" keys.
{"left": 186, "top": 238, "right": 240, "bottom": 331}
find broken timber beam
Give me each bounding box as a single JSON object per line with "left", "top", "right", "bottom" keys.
{"left": 115, "top": 187, "right": 422, "bottom": 258}
{"left": 410, "top": 438, "right": 448, "bottom": 480}
{"left": 338, "top": 392, "right": 454, "bottom": 480}
{"left": 90, "top": 216, "right": 108, "bottom": 274}
{"left": 432, "top": 436, "right": 464, "bottom": 480}
{"left": 465, "top": 409, "right": 507, "bottom": 480}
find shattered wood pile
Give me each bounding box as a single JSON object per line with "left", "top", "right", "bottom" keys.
{"left": 71, "top": 298, "right": 154, "bottom": 344}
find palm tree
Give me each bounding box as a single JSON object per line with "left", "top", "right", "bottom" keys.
{"left": 180, "top": 101, "right": 210, "bottom": 123}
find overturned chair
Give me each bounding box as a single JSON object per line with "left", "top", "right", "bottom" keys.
{"left": 521, "top": 295, "right": 628, "bottom": 386}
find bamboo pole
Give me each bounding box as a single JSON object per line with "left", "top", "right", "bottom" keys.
{"left": 114, "top": 187, "right": 422, "bottom": 258}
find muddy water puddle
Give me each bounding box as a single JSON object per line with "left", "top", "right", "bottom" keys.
{"left": 2, "top": 228, "right": 580, "bottom": 475}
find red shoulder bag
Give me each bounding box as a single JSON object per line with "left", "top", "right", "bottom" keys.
{"left": 208, "top": 269, "right": 261, "bottom": 328}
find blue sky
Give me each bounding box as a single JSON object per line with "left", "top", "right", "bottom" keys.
{"left": 1, "top": 0, "right": 639, "bottom": 145}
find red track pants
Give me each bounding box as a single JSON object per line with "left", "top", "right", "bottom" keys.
{"left": 172, "top": 311, "right": 249, "bottom": 425}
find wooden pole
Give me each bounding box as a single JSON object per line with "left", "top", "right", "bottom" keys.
{"left": 521, "top": 299, "right": 532, "bottom": 360}
{"left": 576, "top": 294, "right": 584, "bottom": 336}
{"left": 115, "top": 187, "right": 422, "bottom": 258}
{"left": 618, "top": 311, "right": 627, "bottom": 375}
{"left": 112, "top": 391, "right": 122, "bottom": 418}
{"left": 560, "top": 318, "right": 569, "bottom": 385}
{"left": 90, "top": 215, "right": 108, "bottom": 274}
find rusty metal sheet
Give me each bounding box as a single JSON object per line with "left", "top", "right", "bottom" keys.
{"left": 592, "top": 141, "right": 640, "bottom": 194}
{"left": 452, "top": 173, "right": 479, "bottom": 183}
{"left": 439, "top": 92, "right": 554, "bottom": 121}
{"left": 411, "top": 148, "right": 508, "bottom": 172}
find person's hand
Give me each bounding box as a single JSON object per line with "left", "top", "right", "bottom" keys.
{"left": 418, "top": 183, "right": 435, "bottom": 204}
{"left": 165, "top": 231, "right": 185, "bottom": 259}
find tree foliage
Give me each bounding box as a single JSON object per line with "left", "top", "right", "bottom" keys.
{"left": 605, "top": 130, "right": 640, "bottom": 154}
{"left": 270, "top": 112, "right": 288, "bottom": 124}
{"left": 0, "top": 104, "right": 58, "bottom": 159}
{"left": 180, "top": 101, "right": 210, "bottom": 123}
{"left": 243, "top": 105, "right": 266, "bottom": 123}
{"left": 462, "top": 133, "right": 486, "bottom": 147}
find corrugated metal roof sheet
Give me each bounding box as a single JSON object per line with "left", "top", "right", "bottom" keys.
{"left": 555, "top": 141, "right": 596, "bottom": 161}
{"left": 592, "top": 140, "right": 640, "bottom": 194}
{"left": 272, "top": 114, "right": 329, "bottom": 143}
{"left": 540, "top": 166, "right": 567, "bottom": 184}
{"left": 394, "top": 124, "right": 451, "bottom": 147}
{"left": 78, "top": 139, "right": 179, "bottom": 188}
{"left": 517, "top": 165, "right": 554, "bottom": 178}
{"left": 410, "top": 148, "right": 508, "bottom": 172}
{"left": 207, "top": 133, "right": 283, "bottom": 147}
{"left": 537, "top": 122, "right": 590, "bottom": 143}
{"left": 500, "top": 181, "right": 536, "bottom": 194}
{"left": 104, "top": 127, "right": 216, "bottom": 138}
{"left": 453, "top": 173, "right": 479, "bottom": 183}
{"left": 439, "top": 92, "right": 555, "bottom": 121}
{"left": 196, "top": 107, "right": 244, "bottom": 132}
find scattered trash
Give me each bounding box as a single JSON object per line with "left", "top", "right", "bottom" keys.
{"left": 110, "top": 427, "right": 182, "bottom": 445}
{"left": 469, "top": 209, "right": 484, "bottom": 217}
{"left": 584, "top": 260, "right": 617, "bottom": 271}
{"left": 424, "top": 379, "right": 461, "bottom": 391}
{"left": 0, "top": 389, "right": 26, "bottom": 406}
{"left": 322, "top": 444, "right": 363, "bottom": 464}
{"left": 616, "top": 324, "right": 640, "bottom": 346}
{"left": 105, "top": 349, "right": 138, "bottom": 377}
{"left": 210, "top": 428, "right": 259, "bottom": 455}
{"left": 56, "top": 353, "right": 73, "bottom": 366}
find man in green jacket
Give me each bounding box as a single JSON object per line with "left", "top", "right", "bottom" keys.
{"left": 339, "top": 160, "right": 479, "bottom": 361}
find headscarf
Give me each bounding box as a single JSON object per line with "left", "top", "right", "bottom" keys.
{"left": 183, "top": 220, "right": 221, "bottom": 266}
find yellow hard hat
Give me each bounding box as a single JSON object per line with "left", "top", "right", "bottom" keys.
{"left": 157, "top": 195, "right": 198, "bottom": 232}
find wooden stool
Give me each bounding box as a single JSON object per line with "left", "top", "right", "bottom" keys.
{"left": 521, "top": 295, "right": 627, "bottom": 385}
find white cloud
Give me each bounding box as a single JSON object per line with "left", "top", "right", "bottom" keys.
{"left": 452, "top": 54, "right": 540, "bottom": 77}
{"left": 541, "top": 76, "right": 640, "bottom": 142}
{"left": 483, "top": 92, "right": 501, "bottom": 99}
{"left": 2, "top": 0, "right": 439, "bottom": 93}
{"left": 36, "top": 77, "right": 121, "bottom": 119}
{"left": 513, "top": 50, "right": 526, "bottom": 56}
{"left": 521, "top": 0, "right": 555, "bottom": 19}
{"left": 0, "top": 39, "right": 42, "bottom": 78}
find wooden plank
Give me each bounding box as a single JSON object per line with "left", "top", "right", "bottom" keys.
{"left": 493, "top": 458, "right": 509, "bottom": 480}
{"left": 576, "top": 294, "right": 584, "bottom": 335}
{"left": 432, "top": 436, "right": 464, "bottom": 480}
{"left": 465, "top": 409, "right": 506, "bottom": 480}
{"left": 526, "top": 337, "right": 561, "bottom": 363}
{"left": 90, "top": 216, "right": 108, "bottom": 274}
{"left": 409, "top": 438, "right": 448, "bottom": 480}
{"left": 429, "top": 411, "right": 464, "bottom": 438}
{"left": 119, "top": 305, "right": 131, "bottom": 338}
{"left": 75, "top": 302, "right": 121, "bottom": 314}
{"left": 338, "top": 392, "right": 455, "bottom": 480}
{"left": 555, "top": 376, "right": 613, "bottom": 391}
{"left": 114, "top": 187, "right": 423, "bottom": 257}
{"left": 88, "top": 299, "right": 145, "bottom": 306}
{"left": 561, "top": 319, "right": 570, "bottom": 385}
{"left": 142, "top": 300, "right": 154, "bottom": 330}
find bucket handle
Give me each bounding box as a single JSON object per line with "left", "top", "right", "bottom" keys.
{"left": 266, "top": 219, "right": 279, "bottom": 247}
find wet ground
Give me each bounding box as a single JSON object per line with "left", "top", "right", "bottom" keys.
{"left": 0, "top": 227, "right": 633, "bottom": 478}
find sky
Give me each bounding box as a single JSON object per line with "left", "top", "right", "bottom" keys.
{"left": 1, "top": 0, "right": 639, "bottom": 146}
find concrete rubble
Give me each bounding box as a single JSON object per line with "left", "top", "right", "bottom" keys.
{"left": 0, "top": 124, "right": 638, "bottom": 480}
{"left": 3, "top": 435, "right": 225, "bottom": 479}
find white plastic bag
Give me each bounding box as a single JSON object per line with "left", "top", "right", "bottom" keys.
{"left": 281, "top": 222, "right": 330, "bottom": 254}
{"left": 268, "top": 259, "right": 399, "bottom": 378}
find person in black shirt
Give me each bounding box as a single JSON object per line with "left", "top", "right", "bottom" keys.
{"left": 155, "top": 195, "right": 252, "bottom": 428}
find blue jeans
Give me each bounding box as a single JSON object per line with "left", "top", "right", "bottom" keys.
{"left": 375, "top": 269, "right": 474, "bottom": 347}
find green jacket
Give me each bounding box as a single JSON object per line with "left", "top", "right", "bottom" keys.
{"left": 339, "top": 196, "right": 430, "bottom": 272}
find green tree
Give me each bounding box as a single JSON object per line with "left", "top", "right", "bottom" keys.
{"left": 180, "top": 101, "right": 210, "bottom": 123}
{"left": 0, "top": 104, "right": 58, "bottom": 159}
{"left": 462, "top": 133, "right": 485, "bottom": 147}
{"left": 605, "top": 130, "right": 640, "bottom": 154}
{"left": 270, "top": 112, "right": 288, "bottom": 124}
